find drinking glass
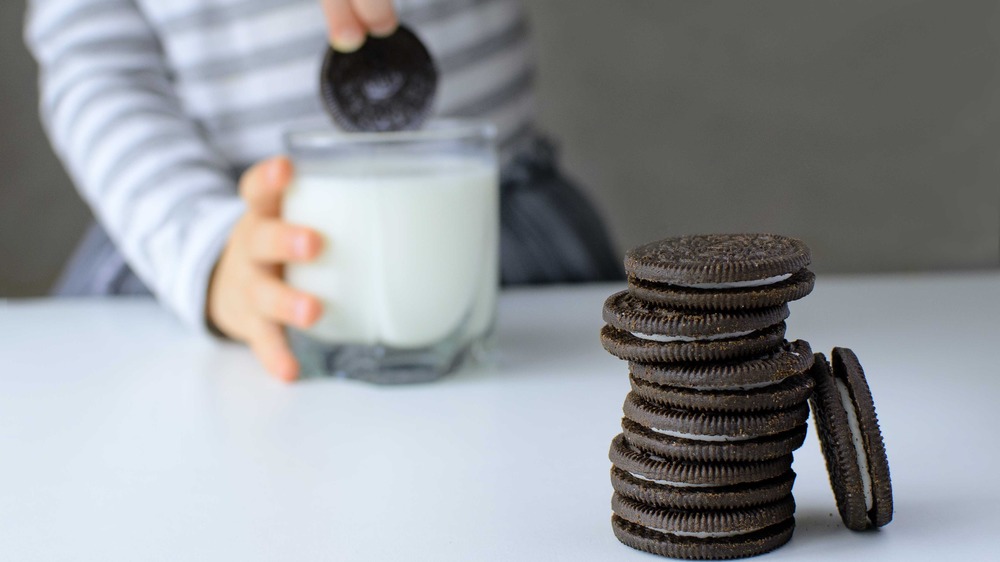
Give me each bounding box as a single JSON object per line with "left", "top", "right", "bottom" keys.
{"left": 283, "top": 120, "right": 499, "bottom": 383}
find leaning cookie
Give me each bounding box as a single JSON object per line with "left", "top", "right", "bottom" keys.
{"left": 611, "top": 495, "right": 795, "bottom": 560}
{"left": 809, "top": 350, "right": 893, "bottom": 531}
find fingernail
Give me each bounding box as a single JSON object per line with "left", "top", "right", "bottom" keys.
{"left": 332, "top": 28, "right": 365, "bottom": 52}
{"left": 266, "top": 159, "right": 284, "bottom": 185}
{"left": 293, "top": 234, "right": 311, "bottom": 258}
{"left": 278, "top": 365, "right": 297, "bottom": 383}
{"left": 295, "top": 298, "right": 312, "bottom": 325}
{"left": 370, "top": 20, "right": 398, "bottom": 38}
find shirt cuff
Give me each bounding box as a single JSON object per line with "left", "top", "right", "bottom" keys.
{"left": 172, "top": 197, "right": 246, "bottom": 337}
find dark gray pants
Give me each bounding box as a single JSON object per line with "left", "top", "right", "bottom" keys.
{"left": 53, "top": 137, "right": 622, "bottom": 296}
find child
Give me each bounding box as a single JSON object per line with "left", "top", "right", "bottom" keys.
{"left": 25, "top": 0, "right": 621, "bottom": 381}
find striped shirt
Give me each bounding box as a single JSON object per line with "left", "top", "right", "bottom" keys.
{"left": 24, "top": 0, "right": 536, "bottom": 331}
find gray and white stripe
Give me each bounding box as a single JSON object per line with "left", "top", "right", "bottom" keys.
{"left": 26, "top": 0, "right": 535, "bottom": 331}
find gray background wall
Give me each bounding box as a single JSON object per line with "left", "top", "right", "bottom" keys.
{"left": 2, "top": 0, "right": 998, "bottom": 297}
{"left": 2, "top": 2, "right": 90, "bottom": 297}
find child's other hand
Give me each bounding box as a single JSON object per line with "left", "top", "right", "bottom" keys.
{"left": 321, "top": 0, "right": 398, "bottom": 52}
{"left": 208, "top": 157, "right": 323, "bottom": 382}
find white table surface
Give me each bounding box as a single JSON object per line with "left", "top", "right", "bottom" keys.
{"left": 2, "top": 272, "right": 999, "bottom": 561}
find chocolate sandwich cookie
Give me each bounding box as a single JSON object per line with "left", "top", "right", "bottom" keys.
{"left": 320, "top": 25, "right": 437, "bottom": 132}
{"left": 611, "top": 495, "right": 795, "bottom": 560}
{"left": 603, "top": 291, "right": 789, "bottom": 340}
{"left": 621, "top": 394, "right": 809, "bottom": 462}
{"left": 609, "top": 434, "right": 793, "bottom": 487}
{"left": 611, "top": 466, "right": 796, "bottom": 510}
{"left": 629, "top": 373, "right": 815, "bottom": 412}
{"left": 629, "top": 269, "right": 816, "bottom": 311}
{"left": 623, "top": 392, "right": 809, "bottom": 441}
{"left": 612, "top": 493, "right": 795, "bottom": 540}
{"left": 809, "top": 350, "right": 893, "bottom": 531}
{"left": 625, "top": 233, "right": 811, "bottom": 288}
{"left": 622, "top": 418, "right": 807, "bottom": 463}
{"left": 629, "top": 340, "right": 814, "bottom": 389}
{"left": 600, "top": 323, "right": 786, "bottom": 363}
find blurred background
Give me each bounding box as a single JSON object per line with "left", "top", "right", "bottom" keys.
{"left": 2, "top": 0, "right": 998, "bottom": 297}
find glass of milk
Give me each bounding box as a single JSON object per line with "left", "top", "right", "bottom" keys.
{"left": 282, "top": 120, "right": 499, "bottom": 383}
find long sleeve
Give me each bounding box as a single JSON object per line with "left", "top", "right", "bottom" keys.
{"left": 25, "top": 0, "right": 244, "bottom": 332}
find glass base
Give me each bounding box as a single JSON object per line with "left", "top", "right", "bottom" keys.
{"left": 287, "top": 329, "right": 478, "bottom": 384}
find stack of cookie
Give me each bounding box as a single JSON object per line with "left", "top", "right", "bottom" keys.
{"left": 600, "top": 234, "right": 817, "bottom": 559}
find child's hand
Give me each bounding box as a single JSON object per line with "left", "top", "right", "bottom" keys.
{"left": 321, "top": 0, "right": 398, "bottom": 52}
{"left": 208, "top": 157, "right": 324, "bottom": 382}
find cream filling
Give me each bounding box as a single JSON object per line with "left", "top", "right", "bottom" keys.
{"left": 649, "top": 427, "right": 754, "bottom": 442}
{"left": 646, "top": 526, "right": 765, "bottom": 539}
{"left": 674, "top": 273, "right": 793, "bottom": 290}
{"left": 835, "top": 378, "right": 874, "bottom": 512}
{"left": 628, "top": 472, "right": 715, "bottom": 488}
{"left": 687, "top": 380, "right": 782, "bottom": 392}
{"left": 631, "top": 329, "right": 755, "bottom": 343}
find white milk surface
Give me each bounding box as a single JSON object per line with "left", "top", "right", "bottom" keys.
{"left": 284, "top": 155, "right": 499, "bottom": 349}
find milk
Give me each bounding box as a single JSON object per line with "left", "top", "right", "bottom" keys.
{"left": 283, "top": 155, "right": 499, "bottom": 349}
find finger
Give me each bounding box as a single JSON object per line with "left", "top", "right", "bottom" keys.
{"left": 321, "top": 0, "right": 366, "bottom": 52}
{"left": 351, "top": 0, "right": 397, "bottom": 37}
{"left": 248, "top": 219, "right": 323, "bottom": 263}
{"left": 251, "top": 273, "right": 324, "bottom": 329}
{"left": 248, "top": 321, "right": 300, "bottom": 382}
{"left": 239, "top": 157, "right": 293, "bottom": 217}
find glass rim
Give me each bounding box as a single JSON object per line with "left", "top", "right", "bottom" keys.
{"left": 284, "top": 119, "right": 497, "bottom": 149}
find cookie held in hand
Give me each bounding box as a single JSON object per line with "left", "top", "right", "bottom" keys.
{"left": 320, "top": 25, "right": 437, "bottom": 132}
